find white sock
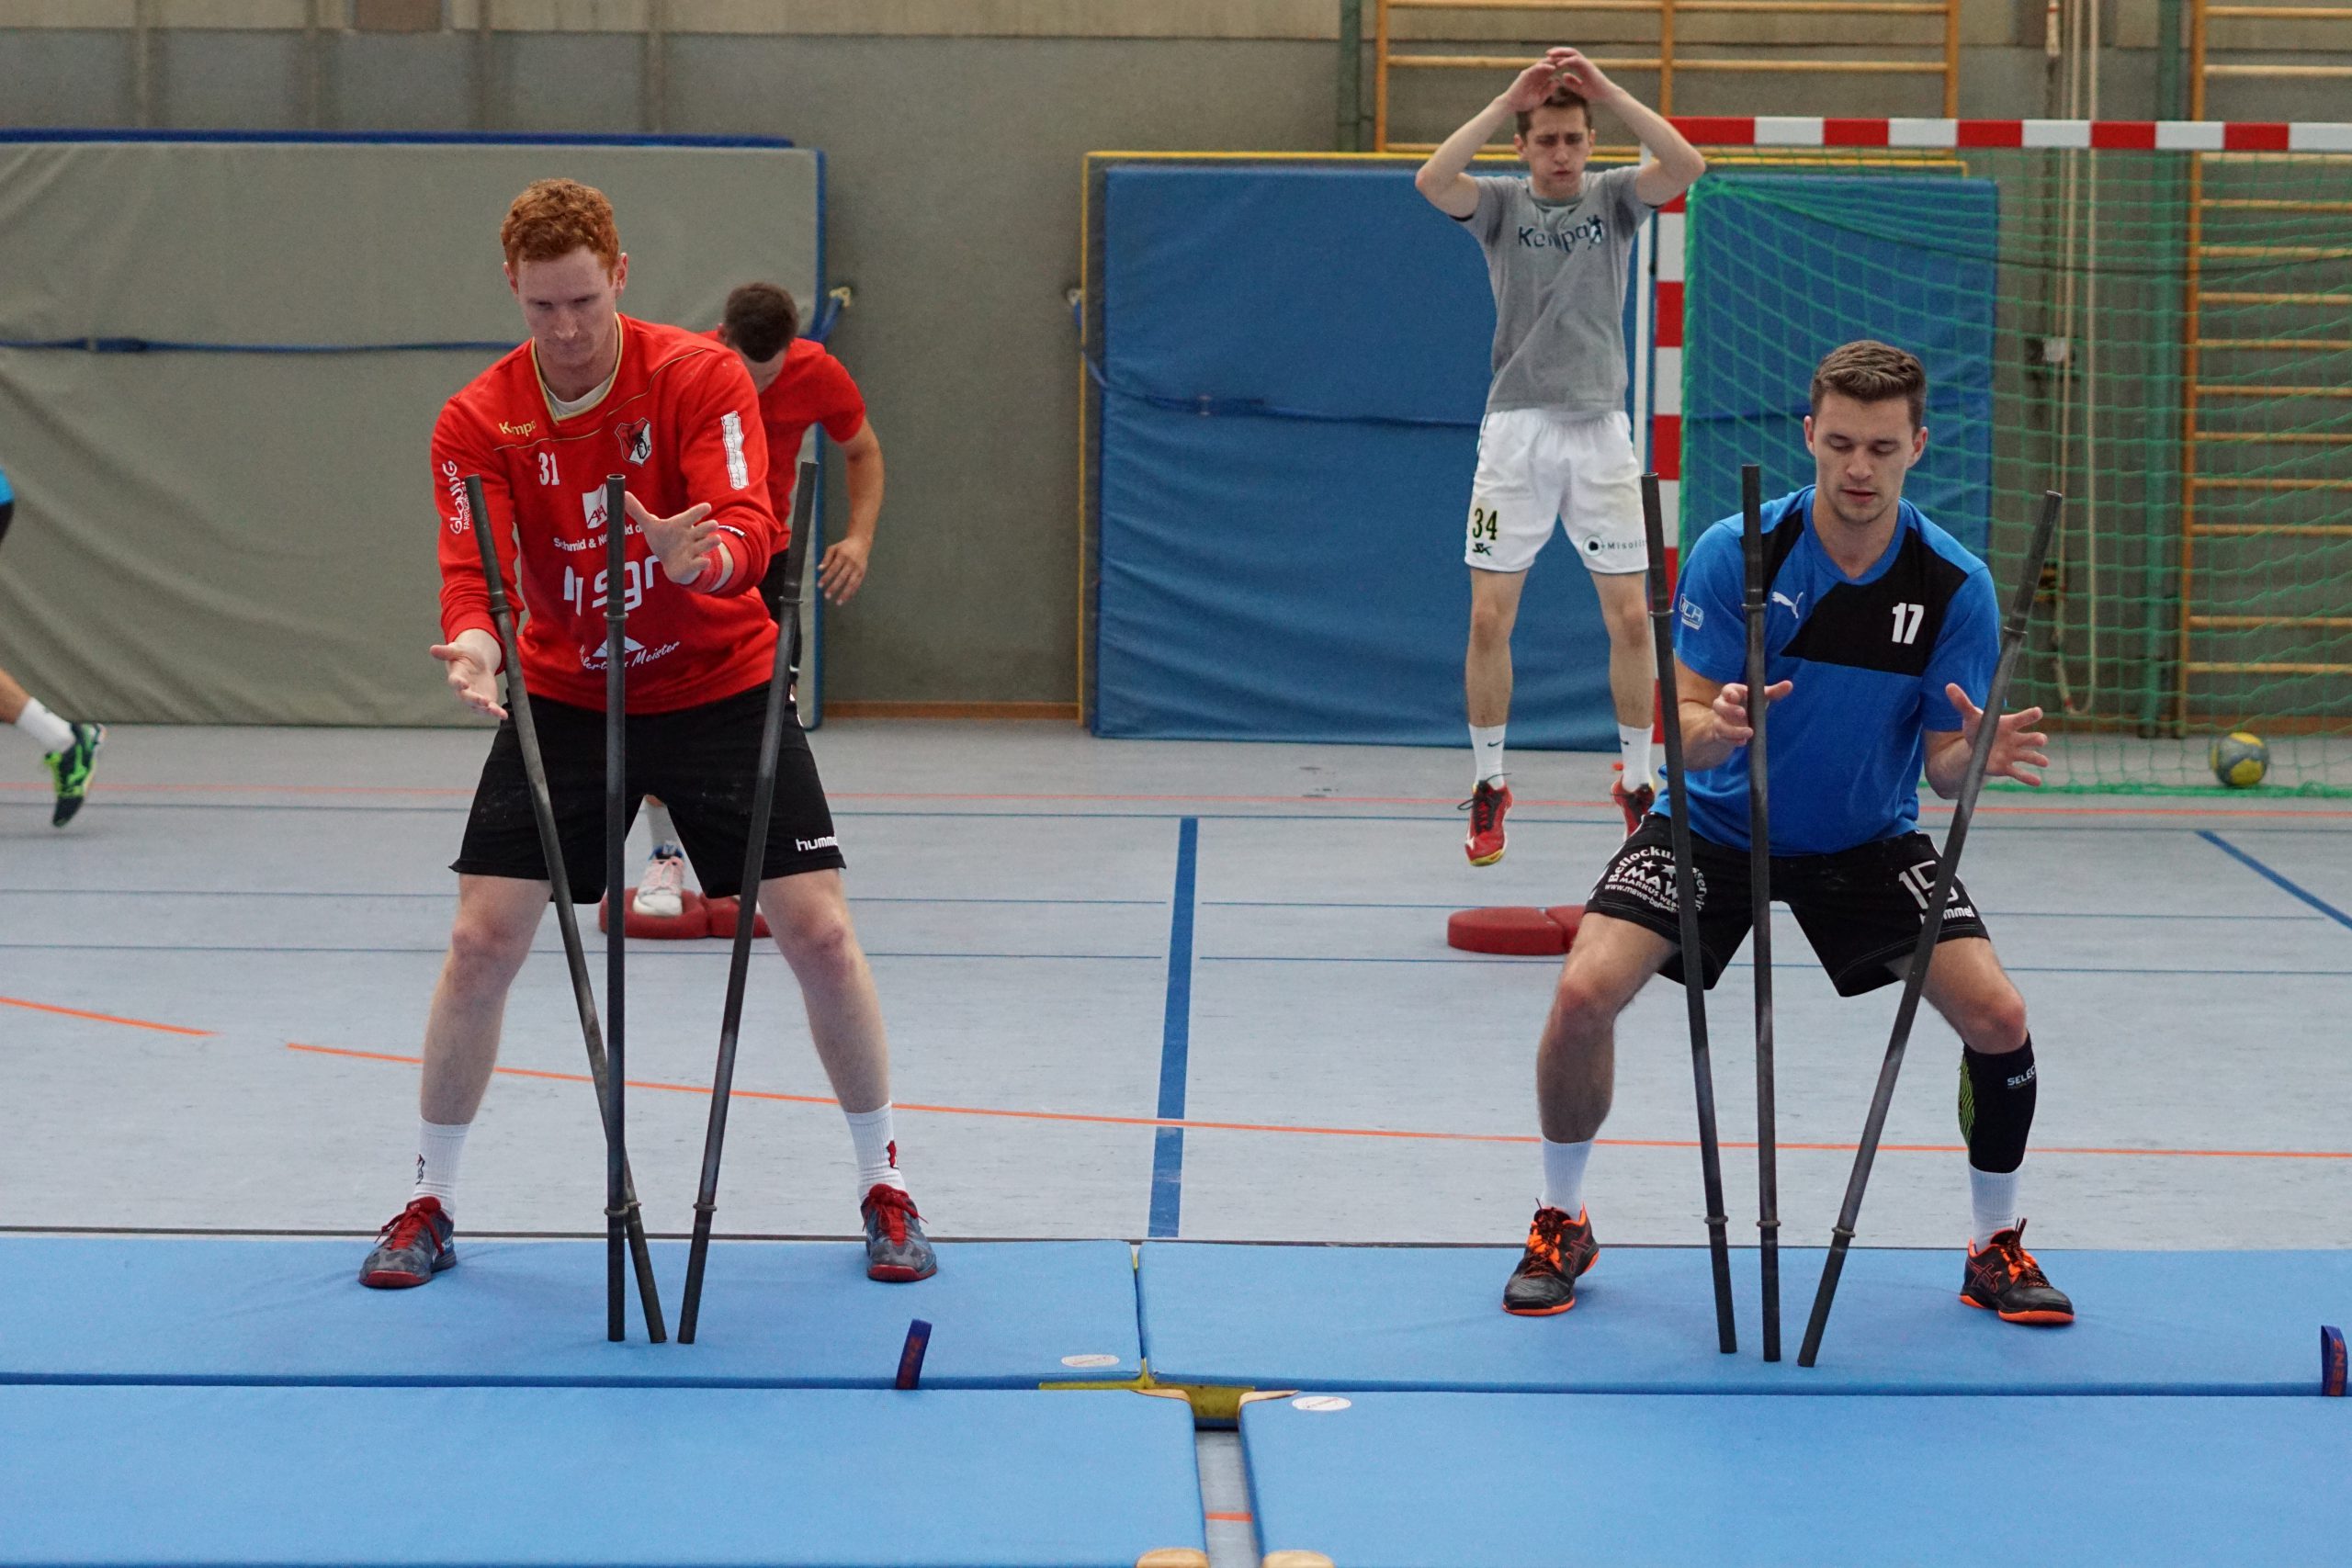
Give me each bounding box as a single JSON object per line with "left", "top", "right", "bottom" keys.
{"left": 411, "top": 1119, "right": 470, "bottom": 1214}
{"left": 1969, "top": 1166, "right": 2022, "bottom": 1248}
{"left": 844, "top": 1103, "right": 908, "bottom": 1197}
{"left": 1471, "top": 724, "right": 1507, "bottom": 788}
{"left": 15, "top": 697, "right": 73, "bottom": 753}
{"left": 1540, "top": 1136, "right": 1593, "bottom": 1217}
{"left": 1618, "top": 724, "right": 1655, "bottom": 793}
{"left": 642, "top": 798, "right": 680, "bottom": 854}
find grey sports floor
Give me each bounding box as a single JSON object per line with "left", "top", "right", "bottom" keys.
{"left": 6, "top": 721, "right": 2347, "bottom": 1566}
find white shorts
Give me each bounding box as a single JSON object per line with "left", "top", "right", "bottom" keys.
{"left": 1464, "top": 407, "right": 1647, "bottom": 576}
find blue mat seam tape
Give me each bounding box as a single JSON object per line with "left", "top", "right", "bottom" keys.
{"left": 1149, "top": 818, "right": 1199, "bottom": 1240}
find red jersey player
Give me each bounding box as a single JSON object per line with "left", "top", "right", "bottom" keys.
{"left": 636, "top": 281, "right": 888, "bottom": 916}
{"left": 358, "top": 179, "right": 935, "bottom": 1292}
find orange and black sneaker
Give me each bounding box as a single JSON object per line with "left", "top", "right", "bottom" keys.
{"left": 1610, "top": 765, "right": 1656, "bottom": 838}
{"left": 1962, "top": 1220, "right": 2074, "bottom": 1325}
{"left": 1462, "top": 778, "right": 1513, "bottom": 866}
{"left": 1502, "top": 1205, "right": 1599, "bottom": 1315}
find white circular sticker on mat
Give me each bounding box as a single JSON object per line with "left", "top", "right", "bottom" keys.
{"left": 1060, "top": 1353, "right": 1121, "bottom": 1369}
{"left": 1292, "top": 1395, "right": 1352, "bottom": 1413}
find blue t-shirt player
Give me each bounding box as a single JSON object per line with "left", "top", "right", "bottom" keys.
{"left": 1497, "top": 341, "right": 2074, "bottom": 1333}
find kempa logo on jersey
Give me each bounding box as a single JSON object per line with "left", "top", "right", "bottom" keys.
{"left": 498, "top": 420, "right": 538, "bottom": 438}
{"left": 1517, "top": 214, "right": 1607, "bottom": 252}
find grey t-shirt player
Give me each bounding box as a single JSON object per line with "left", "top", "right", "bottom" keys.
{"left": 1457, "top": 166, "right": 1651, "bottom": 417}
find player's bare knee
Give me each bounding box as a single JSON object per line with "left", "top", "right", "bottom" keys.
{"left": 772, "top": 899, "right": 858, "bottom": 976}
{"left": 1548, "top": 967, "right": 1625, "bottom": 1044}
{"left": 1952, "top": 982, "right": 2028, "bottom": 1053}
{"left": 1467, "top": 594, "right": 1516, "bottom": 649}
{"left": 444, "top": 911, "right": 533, "bottom": 994}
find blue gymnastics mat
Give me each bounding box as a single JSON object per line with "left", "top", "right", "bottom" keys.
{"left": 1240, "top": 1389, "right": 2351, "bottom": 1568}
{"left": 1140, "top": 1243, "right": 2352, "bottom": 1395}
{"left": 0, "top": 1237, "right": 1140, "bottom": 1388}
{"left": 0, "top": 1385, "right": 1204, "bottom": 1567}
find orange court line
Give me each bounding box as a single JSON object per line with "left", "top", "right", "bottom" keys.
{"left": 285, "top": 1043, "right": 2352, "bottom": 1162}
{"left": 1, "top": 994, "right": 214, "bottom": 1036}
{"left": 1205, "top": 1511, "right": 1253, "bottom": 1523}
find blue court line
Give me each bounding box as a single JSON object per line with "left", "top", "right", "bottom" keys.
{"left": 2197, "top": 831, "right": 2352, "bottom": 931}
{"left": 1150, "top": 819, "right": 1201, "bottom": 1241}
{"left": 0, "top": 889, "right": 1163, "bottom": 907}
{"left": 0, "top": 942, "right": 1160, "bottom": 959}
{"left": 1193, "top": 954, "right": 2352, "bottom": 976}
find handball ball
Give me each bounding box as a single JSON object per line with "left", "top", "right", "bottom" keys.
{"left": 2211, "top": 730, "right": 2268, "bottom": 788}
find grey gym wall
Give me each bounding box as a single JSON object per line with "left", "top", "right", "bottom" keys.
{"left": 0, "top": 140, "right": 818, "bottom": 726}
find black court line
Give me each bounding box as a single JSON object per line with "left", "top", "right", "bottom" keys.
{"left": 2197, "top": 830, "right": 2352, "bottom": 931}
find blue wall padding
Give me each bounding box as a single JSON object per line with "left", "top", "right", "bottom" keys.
{"left": 0, "top": 1237, "right": 1140, "bottom": 1387}
{"left": 1141, "top": 1242, "right": 2352, "bottom": 1394}
{"left": 1242, "top": 1391, "right": 2352, "bottom": 1568}
{"left": 1683, "top": 174, "right": 1997, "bottom": 551}
{"left": 1, "top": 1386, "right": 1204, "bottom": 1567}
{"left": 1093, "top": 164, "right": 1637, "bottom": 746}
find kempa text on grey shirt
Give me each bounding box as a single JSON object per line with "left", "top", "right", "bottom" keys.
{"left": 1456, "top": 166, "right": 1652, "bottom": 417}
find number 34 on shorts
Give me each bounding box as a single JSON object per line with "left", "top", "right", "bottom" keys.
{"left": 1467, "top": 503, "right": 1504, "bottom": 560}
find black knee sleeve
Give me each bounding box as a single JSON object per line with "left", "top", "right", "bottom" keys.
{"left": 1959, "top": 1036, "right": 2037, "bottom": 1174}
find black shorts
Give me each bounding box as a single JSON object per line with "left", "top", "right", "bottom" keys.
{"left": 453, "top": 682, "right": 844, "bottom": 901}
{"left": 0, "top": 498, "right": 14, "bottom": 548}
{"left": 1587, "top": 816, "right": 1990, "bottom": 998}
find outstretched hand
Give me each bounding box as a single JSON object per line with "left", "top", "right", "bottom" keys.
{"left": 624, "top": 491, "right": 718, "bottom": 583}
{"left": 1947, "top": 684, "right": 2050, "bottom": 786}
{"left": 1712, "top": 678, "right": 1792, "bottom": 747}
{"left": 431, "top": 629, "right": 506, "bottom": 720}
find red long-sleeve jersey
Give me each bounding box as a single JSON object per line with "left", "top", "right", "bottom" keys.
{"left": 435, "top": 315, "right": 780, "bottom": 714}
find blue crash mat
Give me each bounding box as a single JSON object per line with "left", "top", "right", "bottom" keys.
{"left": 0, "top": 1385, "right": 1204, "bottom": 1567}
{"left": 1140, "top": 1242, "right": 2352, "bottom": 1394}
{"left": 0, "top": 1237, "right": 1140, "bottom": 1387}
{"left": 1241, "top": 1390, "right": 2352, "bottom": 1568}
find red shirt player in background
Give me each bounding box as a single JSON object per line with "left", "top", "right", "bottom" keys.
{"left": 358, "top": 178, "right": 936, "bottom": 1292}
{"left": 634, "top": 280, "right": 888, "bottom": 916}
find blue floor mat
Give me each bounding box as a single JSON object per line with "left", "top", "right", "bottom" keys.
{"left": 2, "top": 1385, "right": 1203, "bottom": 1567}
{"left": 0, "top": 1237, "right": 1141, "bottom": 1387}
{"left": 1241, "top": 1389, "right": 2352, "bottom": 1567}
{"left": 1140, "top": 1242, "right": 2352, "bottom": 1393}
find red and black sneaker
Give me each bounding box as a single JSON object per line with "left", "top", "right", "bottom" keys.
{"left": 358, "top": 1196, "right": 456, "bottom": 1289}
{"left": 1462, "top": 778, "right": 1513, "bottom": 866}
{"left": 1501, "top": 1205, "right": 1599, "bottom": 1316}
{"left": 861, "top": 1184, "right": 938, "bottom": 1282}
{"left": 1610, "top": 765, "right": 1656, "bottom": 838}
{"left": 1962, "top": 1220, "right": 2074, "bottom": 1325}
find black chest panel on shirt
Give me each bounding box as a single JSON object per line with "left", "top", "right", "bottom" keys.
{"left": 1782, "top": 527, "right": 1969, "bottom": 679}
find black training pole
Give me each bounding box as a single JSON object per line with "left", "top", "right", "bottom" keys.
{"left": 1740, "top": 464, "right": 1781, "bottom": 1362}
{"left": 1643, "top": 474, "right": 1737, "bottom": 1355}
{"left": 1797, "top": 491, "right": 2064, "bottom": 1368}
{"left": 603, "top": 473, "right": 628, "bottom": 1344}
{"left": 460, "top": 476, "right": 665, "bottom": 1343}
{"left": 678, "top": 461, "right": 818, "bottom": 1344}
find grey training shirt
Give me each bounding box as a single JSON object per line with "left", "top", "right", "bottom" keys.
{"left": 1458, "top": 166, "right": 1652, "bottom": 416}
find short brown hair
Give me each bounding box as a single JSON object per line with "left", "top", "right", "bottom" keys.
{"left": 1811, "top": 339, "right": 1928, "bottom": 429}
{"left": 1516, "top": 87, "right": 1590, "bottom": 138}
{"left": 500, "top": 178, "right": 619, "bottom": 273}
{"left": 720, "top": 282, "right": 799, "bottom": 362}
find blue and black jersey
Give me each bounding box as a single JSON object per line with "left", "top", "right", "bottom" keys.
{"left": 1658, "top": 486, "right": 1997, "bottom": 855}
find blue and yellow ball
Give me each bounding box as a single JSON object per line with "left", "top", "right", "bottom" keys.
{"left": 2210, "top": 730, "right": 2268, "bottom": 788}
